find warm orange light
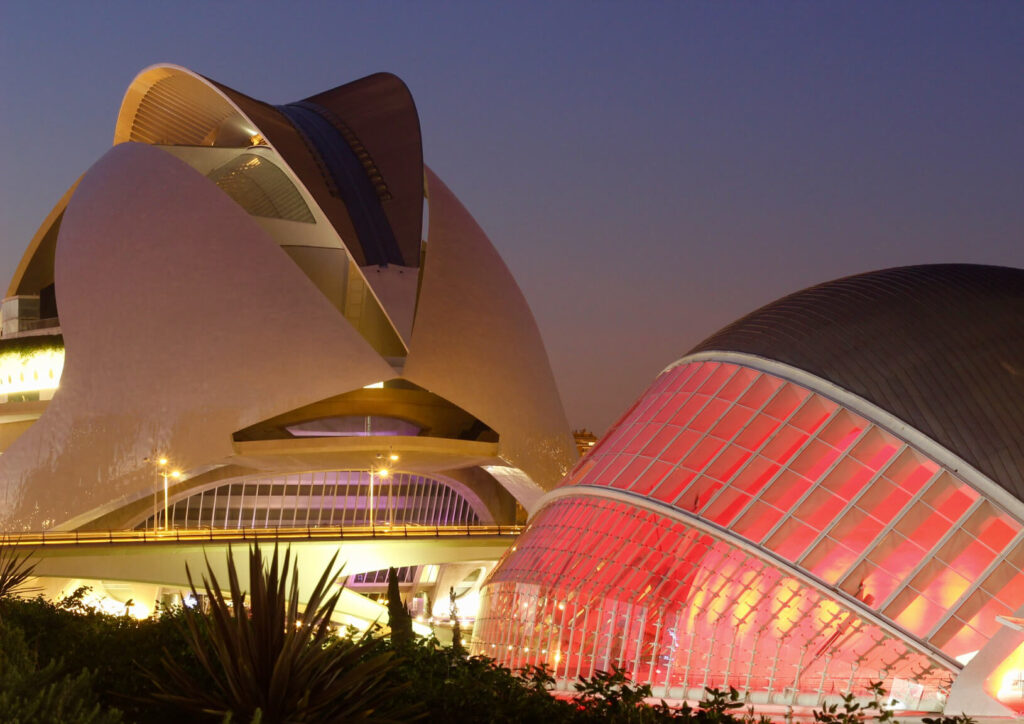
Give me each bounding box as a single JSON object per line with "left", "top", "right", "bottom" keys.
{"left": 171, "top": 470, "right": 182, "bottom": 479}
{"left": 378, "top": 469, "right": 389, "bottom": 478}
{"left": 389, "top": 453, "right": 399, "bottom": 462}
{"left": 158, "top": 457, "right": 168, "bottom": 466}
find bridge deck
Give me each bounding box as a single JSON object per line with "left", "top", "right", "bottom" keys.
{"left": 0, "top": 524, "right": 523, "bottom": 548}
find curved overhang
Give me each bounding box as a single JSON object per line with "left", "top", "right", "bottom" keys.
{"left": 230, "top": 435, "right": 500, "bottom": 474}
{"left": 537, "top": 483, "right": 960, "bottom": 671}
{"left": 689, "top": 264, "right": 1024, "bottom": 503}
{"left": 7, "top": 178, "right": 79, "bottom": 297}
{"left": 671, "top": 351, "right": 1024, "bottom": 527}
{"left": 114, "top": 64, "right": 258, "bottom": 147}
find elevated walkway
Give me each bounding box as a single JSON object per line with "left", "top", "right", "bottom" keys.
{"left": 5, "top": 525, "right": 519, "bottom": 623}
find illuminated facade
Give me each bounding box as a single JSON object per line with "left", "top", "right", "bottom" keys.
{"left": 474, "top": 265, "right": 1024, "bottom": 717}
{"left": 0, "top": 64, "right": 575, "bottom": 623}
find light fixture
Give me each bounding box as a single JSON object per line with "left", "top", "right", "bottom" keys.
{"left": 389, "top": 453, "right": 399, "bottom": 462}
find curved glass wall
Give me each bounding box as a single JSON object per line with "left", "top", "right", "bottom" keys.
{"left": 475, "top": 496, "right": 953, "bottom": 707}
{"left": 558, "top": 360, "right": 1024, "bottom": 663}
{"left": 136, "top": 470, "right": 481, "bottom": 530}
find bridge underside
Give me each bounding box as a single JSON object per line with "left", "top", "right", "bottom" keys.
{"left": 23, "top": 530, "right": 514, "bottom": 626}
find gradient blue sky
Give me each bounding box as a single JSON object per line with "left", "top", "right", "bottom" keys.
{"left": 2, "top": 1, "right": 1022, "bottom": 433}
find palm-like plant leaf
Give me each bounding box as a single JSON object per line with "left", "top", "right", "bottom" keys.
{"left": 151, "top": 543, "right": 413, "bottom": 723}
{"left": 0, "top": 543, "right": 37, "bottom": 601}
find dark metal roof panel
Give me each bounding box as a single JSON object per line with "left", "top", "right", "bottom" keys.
{"left": 690, "top": 264, "right": 1024, "bottom": 500}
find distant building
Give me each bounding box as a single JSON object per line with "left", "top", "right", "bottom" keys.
{"left": 475, "top": 265, "right": 1024, "bottom": 718}
{"left": 573, "top": 428, "right": 598, "bottom": 456}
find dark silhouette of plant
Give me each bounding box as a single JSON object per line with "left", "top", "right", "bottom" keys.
{"left": 923, "top": 715, "right": 977, "bottom": 724}
{"left": 812, "top": 682, "right": 894, "bottom": 724}
{"left": 385, "top": 567, "right": 413, "bottom": 648}
{"left": 449, "top": 585, "right": 465, "bottom": 656}
{"left": 0, "top": 543, "right": 37, "bottom": 607}
{"left": 150, "top": 543, "right": 414, "bottom": 723}
{"left": 0, "top": 618, "right": 122, "bottom": 722}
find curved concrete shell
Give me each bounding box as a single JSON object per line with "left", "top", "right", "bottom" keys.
{"left": 0, "top": 142, "right": 392, "bottom": 530}
{"left": 405, "top": 169, "right": 576, "bottom": 504}
{"left": 476, "top": 265, "right": 1024, "bottom": 716}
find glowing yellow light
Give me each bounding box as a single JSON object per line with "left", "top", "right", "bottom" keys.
{"left": 389, "top": 453, "right": 399, "bottom": 462}
{"left": 171, "top": 470, "right": 182, "bottom": 478}
{"left": 158, "top": 458, "right": 168, "bottom": 466}
{"left": 249, "top": 133, "right": 266, "bottom": 146}
{"left": 362, "top": 381, "right": 385, "bottom": 389}
{"left": 0, "top": 347, "right": 64, "bottom": 396}
{"left": 378, "top": 469, "right": 389, "bottom": 478}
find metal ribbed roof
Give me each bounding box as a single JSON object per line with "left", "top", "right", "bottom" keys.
{"left": 690, "top": 264, "right": 1024, "bottom": 500}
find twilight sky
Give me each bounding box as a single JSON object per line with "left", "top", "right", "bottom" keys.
{"left": 2, "top": 1, "right": 1022, "bottom": 434}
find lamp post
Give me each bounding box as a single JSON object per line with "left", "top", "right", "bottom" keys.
{"left": 368, "top": 451, "right": 399, "bottom": 527}
{"left": 151, "top": 457, "right": 182, "bottom": 531}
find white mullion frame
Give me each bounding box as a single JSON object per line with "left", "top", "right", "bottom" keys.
{"left": 304, "top": 473, "right": 314, "bottom": 527}
{"left": 315, "top": 472, "right": 326, "bottom": 527}
{"left": 693, "top": 374, "right": 791, "bottom": 514}
{"left": 605, "top": 363, "right": 741, "bottom": 491}
{"left": 793, "top": 441, "right": 910, "bottom": 567}
{"left": 750, "top": 413, "right": 872, "bottom": 547}
{"left": 659, "top": 533, "right": 717, "bottom": 691}
{"left": 835, "top": 467, "right": 944, "bottom": 592}
{"left": 664, "top": 369, "right": 762, "bottom": 508}
{"left": 327, "top": 472, "right": 338, "bottom": 526}
{"left": 540, "top": 484, "right": 959, "bottom": 670}
{"left": 222, "top": 484, "right": 232, "bottom": 528}
{"left": 925, "top": 527, "right": 1024, "bottom": 641}
{"left": 426, "top": 478, "right": 439, "bottom": 525}
{"left": 711, "top": 389, "right": 836, "bottom": 532}
{"left": 725, "top": 403, "right": 845, "bottom": 540}
{"left": 263, "top": 480, "right": 272, "bottom": 527}
{"left": 235, "top": 485, "right": 245, "bottom": 529}
{"left": 209, "top": 485, "right": 218, "bottom": 528}
{"left": 875, "top": 495, "right": 987, "bottom": 613}
{"left": 605, "top": 361, "right": 706, "bottom": 463}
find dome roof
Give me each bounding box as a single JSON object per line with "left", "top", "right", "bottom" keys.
{"left": 690, "top": 264, "right": 1024, "bottom": 499}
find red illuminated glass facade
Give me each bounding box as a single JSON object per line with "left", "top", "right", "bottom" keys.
{"left": 474, "top": 359, "right": 1024, "bottom": 710}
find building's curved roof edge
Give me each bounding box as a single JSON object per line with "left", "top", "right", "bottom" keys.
{"left": 533, "top": 483, "right": 961, "bottom": 673}
{"left": 664, "top": 350, "right": 1024, "bottom": 522}
{"left": 7, "top": 178, "right": 80, "bottom": 298}
{"left": 684, "top": 264, "right": 1024, "bottom": 503}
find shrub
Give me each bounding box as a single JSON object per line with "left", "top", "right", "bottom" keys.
{"left": 150, "top": 543, "right": 415, "bottom": 723}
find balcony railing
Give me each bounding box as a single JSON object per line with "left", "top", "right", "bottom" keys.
{"left": 0, "top": 523, "right": 524, "bottom": 548}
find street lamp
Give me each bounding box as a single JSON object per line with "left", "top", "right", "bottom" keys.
{"left": 149, "top": 457, "right": 182, "bottom": 531}
{"left": 368, "top": 452, "right": 398, "bottom": 527}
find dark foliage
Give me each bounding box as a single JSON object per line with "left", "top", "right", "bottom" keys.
{"left": 150, "top": 543, "right": 415, "bottom": 723}
{"left": 385, "top": 566, "right": 413, "bottom": 648}
{"left": 0, "top": 543, "right": 37, "bottom": 604}
{"left": 0, "top": 589, "right": 207, "bottom": 723}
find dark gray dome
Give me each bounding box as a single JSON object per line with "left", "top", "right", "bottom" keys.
{"left": 690, "top": 264, "right": 1024, "bottom": 501}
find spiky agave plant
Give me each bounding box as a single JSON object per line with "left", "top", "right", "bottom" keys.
{"left": 152, "top": 543, "right": 413, "bottom": 723}
{"left": 0, "top": 543, "right": 37, "bottom": 603}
